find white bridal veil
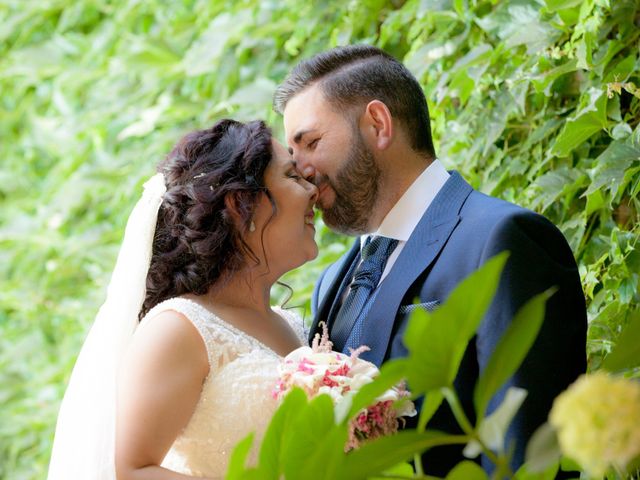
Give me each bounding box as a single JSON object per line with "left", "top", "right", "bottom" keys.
{"left": 48, "top": 173, "right": 166, "bottom": 480}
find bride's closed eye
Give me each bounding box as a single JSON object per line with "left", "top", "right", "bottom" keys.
{"left": 286, "top": 169, "right": 303, "bottom": 181}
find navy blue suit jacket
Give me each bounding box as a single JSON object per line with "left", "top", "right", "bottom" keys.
{"left": 309, "top": 172, "right": 587, "bottom": 475}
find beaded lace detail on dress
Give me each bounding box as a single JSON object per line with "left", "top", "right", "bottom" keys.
{"left": 140, "top": 297, "right": 307, "bottom": 479}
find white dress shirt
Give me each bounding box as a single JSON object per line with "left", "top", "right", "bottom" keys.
{"left": 361, "top": 158, "right": 450, "bottom": 286}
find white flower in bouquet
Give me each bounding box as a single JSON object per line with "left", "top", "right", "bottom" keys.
{"left": 274, "top": 323, "right": 416, "bottom": 450}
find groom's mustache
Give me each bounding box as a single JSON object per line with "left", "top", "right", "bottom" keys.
{"left": 312, "top": 172, "right": 335, "bottom": 189}
{"left": 310, "top": 174, "right": 331, "bottom": 201}
{"left": 312, "top": 175, "right": 324, "bottom": 188}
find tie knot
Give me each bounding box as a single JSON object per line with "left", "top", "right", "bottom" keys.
{"left": 361, "top": 236, "right": 398, "bottom": 261}
{"left": 350, "top": 236, "right": 398, "bottom": 290}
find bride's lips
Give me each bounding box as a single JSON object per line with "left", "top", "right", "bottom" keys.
{"left": 304, "top": 209, "right": 315, "bottom": 229}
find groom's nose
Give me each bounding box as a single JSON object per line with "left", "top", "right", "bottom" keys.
{"left": 301, "top": 164, "right": 315, "bottom": 181}
{"left": 291, "top": 150, "right": 316, "bottom": 182}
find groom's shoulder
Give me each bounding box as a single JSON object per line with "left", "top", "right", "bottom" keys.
{"left": 460, "top": 188, "right": 562, "bottom": 238}
{"left": 459, "top": 189, "right": 570, "bottom": 253}
{"left": 462, "top": 188, "right": 534, "bottom": 223}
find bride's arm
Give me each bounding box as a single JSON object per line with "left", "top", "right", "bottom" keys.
{"left": 115, "top": 311, "right": 212, "bottom": 480}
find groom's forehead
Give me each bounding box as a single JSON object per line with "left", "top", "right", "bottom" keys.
{"left": 283, "top": 90, "right": 337, "bottom": 145}
{"left": 284, "top": 86, "right": 327, "bottom": 123}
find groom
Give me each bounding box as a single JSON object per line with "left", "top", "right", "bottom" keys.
{"left": 274, "top": 45, "right": 586, "bottom": 475}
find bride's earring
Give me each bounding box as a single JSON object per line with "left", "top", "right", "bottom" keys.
{"left": 249, "top": 221, "right": 256, "bottom": 232}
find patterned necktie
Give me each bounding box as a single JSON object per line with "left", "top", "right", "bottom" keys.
{"left": 332, "top": 236, "right": 399, "bottom": 352}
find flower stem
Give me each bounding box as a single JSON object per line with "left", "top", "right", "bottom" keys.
{"left": 440, "top": 387, "right": 474, "bottom": 434}
{"left": 440, "top": 386, "right": 511, "bottom": 475}
{"left": 413, "top": 453, "right": 424, "bottom": 477}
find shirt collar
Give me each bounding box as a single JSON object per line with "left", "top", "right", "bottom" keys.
{"left": 361, "top": 159, "right": 450, "bottom": 247}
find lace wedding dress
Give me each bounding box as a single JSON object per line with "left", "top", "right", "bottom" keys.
{"left": 142, "top": 297, "right": 307, "bottom": 479}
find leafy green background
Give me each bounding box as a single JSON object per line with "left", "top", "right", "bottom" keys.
{"left": 1, "top": 0, "right": 638, "bottom": 478}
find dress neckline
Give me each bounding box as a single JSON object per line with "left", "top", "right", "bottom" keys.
{"left": 171, "top": 297, "right": 280, "bottom": 357}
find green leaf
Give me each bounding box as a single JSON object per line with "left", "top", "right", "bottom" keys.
{"left": 445, "top": 460, "right": 489, "bottom": 480}
{"left": 453, "top": 0, "right": 465, "bottom": 18}
{"left": 585, "top": 139, "right": 640, "bottom": 197}
{"left": 523, "top": 422, "right": 561, "bottom": 474}
{"left": 551, "top": 88, "right": 608, "bottom": 157}
{"left": 604, "top": 54, "right": 636, "bottom": 84}
{"left": 338, "top": 359, "right": 407, "bottom": 424}
{"left": 544, "top": 0, "right": 584, "bottom": 11}
{"left": 417, "top": 390, "right": 444, "bottom": 431}
{"left": 292, "top": 417, "right": 347, "bottom": 480}
{"left": 226, "top": 432, "right": 255, "bottom": 480}
{"left": 602, "top": 310, "right": 640, "bottom": 372}
{"left": 576, "top": 31, "right": 593, "bottom": 70}
{"left": 279, "top": 394, "right": 340, "bottom": 479}
{"left": 474, "top": 289, "right": 554, "bottom": 419}
{"left": 464, "top": 387, "right": 528, "bottom": 458}
{"left": 253, "top": 390, "right": 345, "bottom": 480}
{"left": 255, "top": 388, "right": 306, "bottom": 478}
{"left": 341, "top": 431, "right": 467, "bottom": 480}
{"left": 559, "top": 455, "right": 581, "bottom": 473}
{"left": 515, "top": 462, "right": 559, "bottom": 480}
{"left": 181, "top": 12, "right": 247, "bottom": 77}
{"left": 502, "top": 5, "right": 562, "bottom": 54}
{"left": 531, "top": 168, "right": 584, "bottom": 212}
{"left": 529, "top": 59, "right": 578, "bottom": 95}
{"left": 403, "top": 253, "right": 509, "bottom": 394}
{"left": 475, "top": 3, "right": 561, "bottom": 54}
{"left": 585, "top": 189, "right": 604, "bottom": 216}
{"left": 611, "top": 122, "right": 633, "bottom": 140}
{"left": 370, "top": 462, "right": 414, "bottom": 480}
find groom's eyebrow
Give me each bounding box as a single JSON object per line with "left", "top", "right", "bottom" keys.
{"left": 287, "top": 129, "right": 314, "bottom": 155}
{"left": 292, "top": 129, "right": 313, "bottom": 145}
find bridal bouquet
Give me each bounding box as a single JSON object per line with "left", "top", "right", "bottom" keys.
{"left": 274, "top": 323, "right": 416, "bottom": 450}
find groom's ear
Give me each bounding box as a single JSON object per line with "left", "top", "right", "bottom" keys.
{"left": 361, "top": 100, "right": 393, "bottom": 151}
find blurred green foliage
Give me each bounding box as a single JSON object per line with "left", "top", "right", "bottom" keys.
{"left": 0, "top": 0, "right": 638, "bottom": 478}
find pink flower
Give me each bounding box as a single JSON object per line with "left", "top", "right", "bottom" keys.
{"left": 330, "top": 363, "right": 350, "bottom": 377}
{"left": 275, "top": 321, "right": 416, "bottom": 451}
{"left": 297, "top": 360, "right": 315, "bottom": 374}
{"left": 322, "top": 370, "right": 340, "bottom": 388}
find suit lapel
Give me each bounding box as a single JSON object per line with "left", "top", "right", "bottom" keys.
{"left": 359, "top": 172, "right": 473, "bottom": 366}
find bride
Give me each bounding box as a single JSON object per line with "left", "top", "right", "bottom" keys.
{"left": 48, "top": 119, "right": 319, "bottom": 479}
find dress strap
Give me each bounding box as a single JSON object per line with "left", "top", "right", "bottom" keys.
{"left": 142, "top": 297, "right": 281, "bottom": 368}
{"left": 142, "top": 297, "right": 224, "bottom": 368}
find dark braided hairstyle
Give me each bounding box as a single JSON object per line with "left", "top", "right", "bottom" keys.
{"left": 139, "top": 119, "right": 274, "bottom": 319}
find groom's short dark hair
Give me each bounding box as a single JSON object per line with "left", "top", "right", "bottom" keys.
{"left": 273, "top": 44, "right": 435, "bottom": 158}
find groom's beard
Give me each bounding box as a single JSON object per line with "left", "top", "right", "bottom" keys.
{"left": 320, "top": 132, "right": 381, "bottom": 236}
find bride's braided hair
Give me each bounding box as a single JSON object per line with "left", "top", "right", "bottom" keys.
{"left": 140, "top": 119, "right": 274, "bottom": 319}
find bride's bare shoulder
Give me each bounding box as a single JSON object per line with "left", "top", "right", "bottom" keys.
{"left": 127, "top": 308, "right": 209, "bottom": 377}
